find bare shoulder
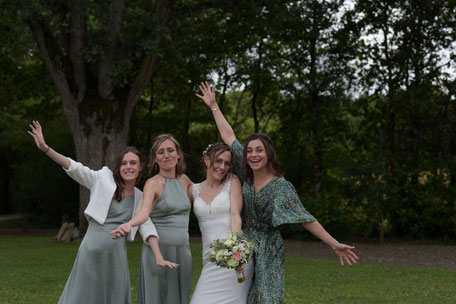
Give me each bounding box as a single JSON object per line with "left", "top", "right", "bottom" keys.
{"left": 144, "top": 176, "right": 164, "bottom": 190}
{"left": 228, "top": 174, "right": 241, "bottom": 190}
{"left": 229, "top": 174, "right": 240, "bottom": 184}
{"left": 179, "top": 174, "right": 193, "bottom": 187}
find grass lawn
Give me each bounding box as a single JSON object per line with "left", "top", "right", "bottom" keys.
{"left": 1, "top": 235, "right": 455, "bottom": 304}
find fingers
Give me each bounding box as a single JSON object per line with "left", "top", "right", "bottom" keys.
{"left": 198, "top": 82, "right": 214, "bottom": 95}
{"left": 347, "top": 254, "right": 358, "bottom": 265}
{"left": 348, "top": 250, "right": 359, "bottom": 261}
{"left": 110, "top": 228, "right": 127, "bottom": 239}
{"left": 158, "top": 261, "right": 180, "bottom": 268}
{"left": 338, "top": 249, "right": 358, "bottom": 266}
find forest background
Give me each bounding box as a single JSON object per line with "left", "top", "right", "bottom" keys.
{"left": 1, "top": 0, "right": 455, "bottom": 243}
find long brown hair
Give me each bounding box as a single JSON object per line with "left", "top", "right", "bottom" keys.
{"left": 148, "top": 134, "right": 186, "bottom": 177}
{"left": 242, "top": 133, "right": 282, "bottom": 185}
{"left": 202, "top": 142, "right": 232, "bottom": 183}
{"left": 112, "top": 146, "right": 144, "bottom": 201}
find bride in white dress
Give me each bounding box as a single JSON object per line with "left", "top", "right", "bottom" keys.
{"left": 189, "top": 142, "right": 253, "bottom": 304}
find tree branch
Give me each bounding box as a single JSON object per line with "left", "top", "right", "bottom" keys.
{"left": 124, "top": 0, "right": 175, "bottom": 119}
{"left": 70, "top": 0, "right": 87, "bottom": 103}
{"left": 27, "top": 15, "right": 80, "bottom": 136}
{"left": 98, "top": 0, "right": 126, "bottom": 100}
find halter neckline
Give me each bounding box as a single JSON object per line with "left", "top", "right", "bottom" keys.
{"left": 158, "top": 172, "right": 176, "bottom": 179}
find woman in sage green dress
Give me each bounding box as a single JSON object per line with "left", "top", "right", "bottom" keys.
{"left": 112, "top": 134, "right": 193, "bottom": 304}
{"left": 196, "top": 82, "right": 359, "bottom": 304}
{"left": 28, "top": 120, "right": 158, "bottom": 304}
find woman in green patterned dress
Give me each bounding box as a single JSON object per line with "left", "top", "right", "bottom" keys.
{"left": 196, "top": 82, "right": 359, "bottom": 304}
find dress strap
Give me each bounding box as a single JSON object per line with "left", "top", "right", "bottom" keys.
{"left": 192, "top": 183, "right": 200, "bottom": 198}
{"left": 222, "top": 180, "right": 231, "bottom": 194}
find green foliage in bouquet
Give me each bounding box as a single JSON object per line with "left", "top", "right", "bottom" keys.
{"left": 205, "top": 231, "right": 256, "bottom": 282}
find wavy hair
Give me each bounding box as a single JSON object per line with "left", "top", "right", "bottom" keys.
{"left": 148, "top": 134, "right": 186, "bottom": 177}
{"left": 242, "top": 133, "right": 282, "bottom": 185}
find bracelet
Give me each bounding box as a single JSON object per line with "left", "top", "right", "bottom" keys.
{"left": 212, "top": 107, "right": 218, "bottom": 112}
{"left": 333, "top": 241, "right": 339, "bottom": 250}
{"left": 43, "top": 145, "right": 50, "bottom": 154}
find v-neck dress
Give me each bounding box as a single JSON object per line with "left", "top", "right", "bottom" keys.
{"left": 231, "top": 140, "right": 316, "bottom": 304}
{"left": 137, "top": 177, "right": 192, "bottom": 304}
{"left": 190, "top": 180, "right": 253, "bottom": 304}
{"left": 58, "top": 196, "right": 134, "bottom": 304}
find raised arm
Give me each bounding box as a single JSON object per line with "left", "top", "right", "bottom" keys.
{"left": 111, "top": 178, "right": 160, "bottom": 238}
{"left": 196, "top": 81, "right": 236, "bottom": 146}
{"left": 28, "top": 120, "right": 70, "bottom": 169}
{"left": 301, "top": 221, "right": 359, "bottom": 266}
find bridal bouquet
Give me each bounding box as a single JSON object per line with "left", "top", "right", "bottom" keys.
{"left": 205, "top": 231, "right": 256, "bottom": 283}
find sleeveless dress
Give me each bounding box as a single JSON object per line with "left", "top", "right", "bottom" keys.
{"left": 190, "top": 180, "right": 253, "bottom": 304}
{"left": 137, "top": 177, "right": 193, "bottom": 304}
{"left": 231, "top": 140, "right": 317, "bottom": 304}
{"left": 58, "top": 196, "right": 134, "bottom": 304}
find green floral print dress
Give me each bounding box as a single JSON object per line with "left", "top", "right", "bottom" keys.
{"left": 231, "top": 140, "right": 316, "bottom": 304}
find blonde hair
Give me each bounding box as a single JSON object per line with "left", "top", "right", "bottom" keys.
{"left": 148, "top": 134, "right": 186, "bottom": 177}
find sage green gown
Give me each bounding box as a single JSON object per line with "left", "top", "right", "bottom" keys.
{"left": 231, "top": 140, "right": 317, "bottom": 304}
{"left": 138, "top": 177, "right": 192, "bottom": 304}
{"left": 58, "top": 196, "right": 134, "bottom": 304}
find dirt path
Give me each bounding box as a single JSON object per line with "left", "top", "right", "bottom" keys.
{"left": 190, "top": 237, "right": 456, "bottom": 270}
{"left": 2, "top": 229, "right": 454, "bottom": 270}
{"left": 281, "top": 239, "right": 456, "bottom": 270}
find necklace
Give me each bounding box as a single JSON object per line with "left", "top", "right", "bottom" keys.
{"left": 254, "top": 174, "right": 274, "bottom": 190}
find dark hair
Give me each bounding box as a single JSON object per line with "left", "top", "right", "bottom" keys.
{"left": 112, "top": 146, "right": 144, "bottom": 201}
{"left": 202, "top": 142, "right": 233, "bottom": 183}
{"left": 242, "top": 133, "right": 282, "bottom": 185}
{"left": 148, "top": 134, "right": 186, "bottom": 177}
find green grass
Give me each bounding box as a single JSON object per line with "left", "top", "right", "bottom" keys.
{"left": 1, "top": 236, "right": 455, "bottom": 304}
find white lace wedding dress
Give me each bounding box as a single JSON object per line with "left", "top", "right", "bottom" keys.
{"left": 190, "top": 180, "right": 253, "bottom": 304}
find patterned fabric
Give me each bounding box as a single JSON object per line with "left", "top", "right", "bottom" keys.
{"left": 231, "top": 140, "right": 316, "bottom": 304}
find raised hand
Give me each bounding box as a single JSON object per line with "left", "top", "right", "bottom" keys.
{"left": 334, "top": 243, "right": 359, "bottom": 266}
{"left": 28, "top": 120, "right": 48, "bottom": 152}
{"left": 110, "top": 222, "right": 132, "bottom": 239}
{"left": 196, "top": 81, "right": 217, "bottom": 108}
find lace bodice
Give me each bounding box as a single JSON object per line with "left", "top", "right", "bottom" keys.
{"left": 193, "top": 180, "right": 232, "bottom": 264}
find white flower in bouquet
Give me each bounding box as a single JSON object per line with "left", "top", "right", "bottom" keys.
{"left": 205, "top": 231, "right": 256, "bottom": 283}
{"left": 224, "top": 239, "right": 234, "bottom": 247}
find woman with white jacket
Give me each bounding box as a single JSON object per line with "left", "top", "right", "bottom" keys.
{"left": 28, "top": 120, "right": 173, "bottom": 304}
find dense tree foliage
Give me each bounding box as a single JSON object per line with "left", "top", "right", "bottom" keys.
{"left": 1, "top": 0, "right": 455, "bottom": 241}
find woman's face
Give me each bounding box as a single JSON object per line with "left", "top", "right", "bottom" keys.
{"left": 205, "top": 151, "right": 231, "bottom": 181}
{"left": 154, "top": 139, "right": 179, "bottom": 171}
{"left": 120, "top": 152, "right": 141, "bottom": 183}
{"left": 246, "top": 139, "right": 268, "bottom": 171}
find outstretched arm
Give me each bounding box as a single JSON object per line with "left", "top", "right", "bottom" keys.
{"left": 111, "top": 178, "right": 160, "bottom": 238}
{"left": 28, "top": 120, "right": 70, "bottom": 169}
{"left": 196, "top": 81, "right": 236, "bottom": 146}
{"left": 147, "top": 236, "right": 179, "bottom": 268}
{"left": 301, "top": 221, "right": 359, "bottom": 266}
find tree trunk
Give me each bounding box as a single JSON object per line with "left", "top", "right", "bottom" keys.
{"left": 26, "top": 0, "right": 174, "bottom": 234}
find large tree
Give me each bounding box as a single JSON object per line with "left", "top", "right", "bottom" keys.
{"left": 7, "top": 0, "right": 175, "bottom": 233}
